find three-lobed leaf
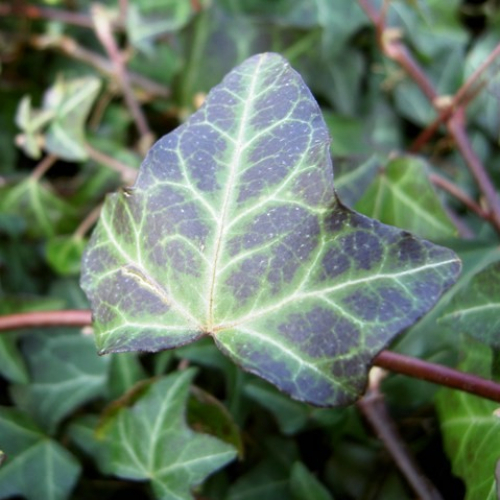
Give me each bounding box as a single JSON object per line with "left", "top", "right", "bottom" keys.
{"left": 71, "top": 370, "right": 237, "bottom": 500}
{"left": 81, "top": 53, "right": 460, "bottom": 406}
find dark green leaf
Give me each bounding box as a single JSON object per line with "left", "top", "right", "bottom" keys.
{"left": 45, "top": 235, "right": 87, "bottom": 276}
{"left": 290, "top": 461, "right": 334, "bottom": 500}
{"left": 356, "top": 156, "right": 457, "bottom": 240}
{"left": 0, "top": 179, "right": 76, "bottom": 238}
{"left": 86, "top": 370, "right": 237, "bottom": 499}
{"left": 436, "top": 338, "right": 500, "bottom": 500}
{"left": 440, "top": 260, "right": 500, "bottom": 349}
{"left": 11, "top": 331, "right": 110, "bottom": 434}
{"left": 81, "top": 53, "right": 460, "bottom": 407}
{"left": 107, "top": 353, "right": 147, "bottom": 400}
{"left": 0, "top": 408, "right": 80, "bottom": 500}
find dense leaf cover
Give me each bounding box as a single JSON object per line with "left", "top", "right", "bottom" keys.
{"left": 1, "top": 1, "right": 500, "bottom": 499}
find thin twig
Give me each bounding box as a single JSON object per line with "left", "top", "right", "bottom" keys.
{"left": 29, "top": 35, "right": 170, "bottom": 100}
{"left": 74, "top": 204, "right": 103, "bottom": 239}
{"left": 429, "top": 173, "right": 487, "bottom": 218}
{"left": 358, "top": 0, "right": 500, "bottom": 236}
{"left": 30, "top": 154, "right": 58, "bottom": 181}
{"left": 0, "top": 3, "right": 106, "bottom": 29}
{"left": 2, "top": 309, "right": 500, "bottom": 404}
{"left": 84, "top": 143, "right": 137, "bottom": 184}
{"left": 357, "top": 369, "right": 443, "bottom": 500}
{"left": 447, "top": 109, "right": 500, "bottom": 233}
{"left": 374, "top": 350, "right": 500, "bottom": 403}
{"left": 92, "top": 4, "right": 154, "bottom": 153}
{"left": 0, "top": 310, "right": 92, "bottom": 331}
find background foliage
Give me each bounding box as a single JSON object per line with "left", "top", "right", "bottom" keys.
{"left": 1, "top": 0, "right": 500, "bottom": 499}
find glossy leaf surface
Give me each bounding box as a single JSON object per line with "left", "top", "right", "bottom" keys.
{"left": 81, "top": 53, "right": 460, "bottom": 406}
{"left": 75, "top": 370, "right": 237, "bottom": 500}
{"left": 440, "top": 261, "right": 500, "bottom": 348}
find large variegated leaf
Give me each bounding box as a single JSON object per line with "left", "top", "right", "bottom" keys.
{"left": 81, "top": 53, "right": 460, "bottom": 406}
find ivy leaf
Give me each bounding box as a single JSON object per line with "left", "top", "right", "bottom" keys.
{"left": 74, "top": 370, "right": 237, "bottom": 500}
{"left": 440, "top": 261, "right": 500, "bottom": 349}
{"left": 0, "top": 408, "right": 80, "bottom": 500}
{"left": 81, "top": 52, "right": 460, "bottom": 406}
{"left": 436, "top": 338, "right": 500, "bottom": 500}
{"left": 355, "top": 156, "right": 457, "bottom": 240}
{"left": 10, "top": 331, "right": 110, "bottom": 434}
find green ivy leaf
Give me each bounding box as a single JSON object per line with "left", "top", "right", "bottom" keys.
{"left": 436, "top": 338, "right": 500, "bottom": 500}
{"left": 10, "top": 331, "right": 110, "bottom": 434}
{"left": 0, "top": 179, "right": 76, "bottom": 238}
{"left": 81, "top": 53, "right": 460, "bottom": 406}
{"left": 356, "top": 156, "right": 457, "bottom": 240}
{"left": 75, "top": 370, "right": 237, "bottom": 500}
{"left": 45, "top": 235, "right": 87, "bottom": 276}
{"left": 0, "top": 408, "right": 80, "bottom": 500}
{"left": 290, "top": 461, "right": 334, "bottom": 500}
{"left": 440, "top": 261, "right": 500, "bottom": 349}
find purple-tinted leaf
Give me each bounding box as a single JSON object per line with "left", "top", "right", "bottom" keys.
{"left": 81, "top": 53, "right": 460, "bottom": 406}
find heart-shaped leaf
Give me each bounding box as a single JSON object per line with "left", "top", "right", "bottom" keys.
{"left": 81, "top": 53, "right": 460, "bottom": 406}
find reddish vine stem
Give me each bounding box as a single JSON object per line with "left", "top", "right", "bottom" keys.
{"left": 2, "top": 310, "right": 500, "bottom": 403}
{"left": 357, "top": 370, "right": 443, "bottom": 500}
{"left": 374, "top": 350, "right": 500, "bottom": 402}
{"left": 0, "top": 3, "right": 103, "bottom": 29}
{"left": 92, "top": 4, "right": 154, "bottom": 154}
{"left": 358, "top": 0, "right": 500, "bottom": 236}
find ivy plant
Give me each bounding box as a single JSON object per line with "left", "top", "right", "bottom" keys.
{"left": 3, "top": 1, "right": 500, "bottom": 499}
{"left": 81, "top": 53, "right": 460, "bottom": 407}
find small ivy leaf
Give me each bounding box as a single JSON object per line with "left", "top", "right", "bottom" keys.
{"left": 81, "top": 370, "right": 237, "bottom": 500}
{"left": 0, "top": 408, "right": 81, "bottom": 500}
{"left": 440, "top": 260, "right": 500, "bottom": 349}
{"left": 355, "top": 156, "right": 457, "bottom": 240}
{"left": 436, "top": 338, "right": 500, "bottom": 500}
{"left": 81, "top": 52, "right": 461, "bottom": 406}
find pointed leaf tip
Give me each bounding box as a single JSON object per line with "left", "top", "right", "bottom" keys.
{"left": 81, "top": 53, "right": 460, "bottom": 406}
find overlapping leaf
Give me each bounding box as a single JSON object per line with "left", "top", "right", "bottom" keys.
{"left": 81, "top": 53, "right": 460, "bottom": 406}
{"left": 355, "top": 156, "right": 457, "bottom": 240}
{"left": 436, "top": 339, "right": 500, "bottom": 500}
{"left": 0, "top": 408, "right": 80, "bottom": 500}
{"left": 440, "top": 261, "right": 500, "bottom": 349}
{"left": 11, "top": 331, "right": 110, "bottom": 434}
{"left": 70, "top": 370, "right": 237, "bottom": 500}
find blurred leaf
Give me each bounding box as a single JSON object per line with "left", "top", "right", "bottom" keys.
{"left": 44, "top": 76, "right": 102, "bottom": 160}
{"left": 227, "top": 437, "right": 298, "bottom": 500}
{"left": 290, "top": 461, "right": 334, "bottom": 500}
{"left": 188, "top": 385, "right": 243, "bottom": 456}
{"left": 440, "top": 260, "right": 500, "bottom": 349}
{"left": 0, "top": 179, "right": 76, "bottom": 238}
{"left": 0, "top": 296, "right": 66, "bottom": 384}
{"left": 335, "top": 156, "right": 381, "bottom": 207}
{"left": 0, "top": 408, "right": 80, "bottom": 500}
{"left": 82, "top": 53, "right": 460, "bottom": 407}
{"left": 11, "top": 331, "right": 110, "bottom": 434}
{"left": 436, "top": 338, "right": 500, "bottom": 500}
{"left": 45, "top": 235, "right": 87, "bottom": 276}
{"left": 356, "top": 156, "right": 457, "bottom": 240}
{"left": 88, "top": 370, "right": 237, "bottom": 499}
{"left": 244, "top": 379, "right": 309, "bottom": 435}
{"left": 127, "top": 0, "right": 194, "bottom": 54}
{"left": 107, "top": 353, "right": 147, "bottom": 400}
